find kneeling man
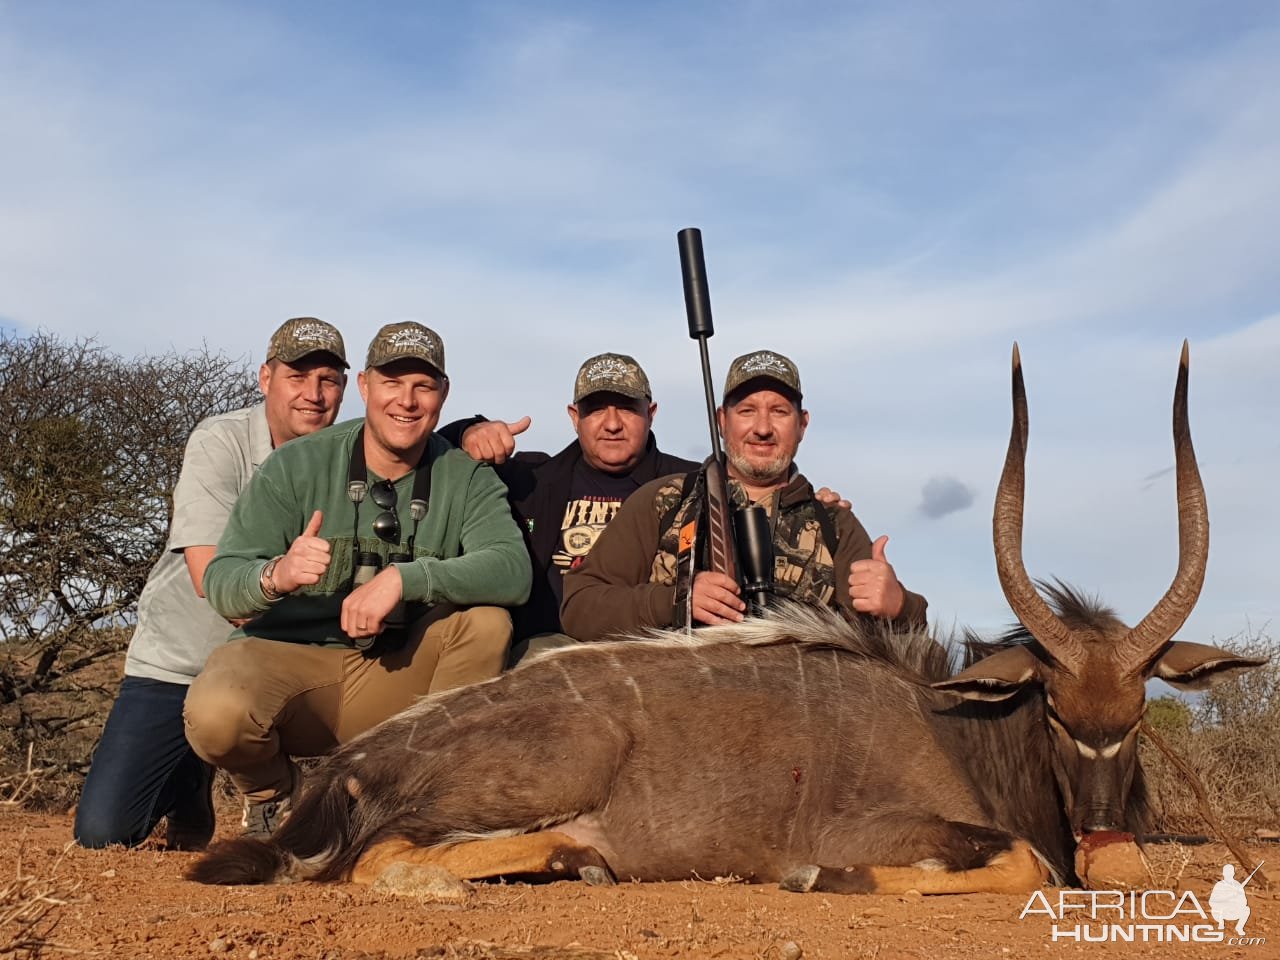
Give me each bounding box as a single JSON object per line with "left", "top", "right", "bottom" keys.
{"left": 184, "top": 322, "right": 531, "bottom": 836}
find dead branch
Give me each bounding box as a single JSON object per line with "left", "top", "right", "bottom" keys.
{"left": 1141, "top": 720, "right": 1270, "bottom": 888}
{"left": 0, "top": 743, "right": 49, "bottom": 810}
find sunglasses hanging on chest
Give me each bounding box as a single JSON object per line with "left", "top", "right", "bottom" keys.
{"left": 345, "top": 426, "right": 432, "bottom": 553}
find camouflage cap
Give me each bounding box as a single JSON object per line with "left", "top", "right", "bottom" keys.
{"left": 266, "top": 317, "right": 349, "bottom": 368}
{"left": 365, "top": 321, "right": 447, "bottom": 376}
{"left": 573, "top": 352, "right": 652, "bottom": 403}
{"left": 722, "top": 349, "right": 803, "bottom": 403}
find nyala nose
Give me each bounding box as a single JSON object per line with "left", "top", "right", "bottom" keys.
{"left": 1081, "top": 814, "right": 1122, "bottom": 834}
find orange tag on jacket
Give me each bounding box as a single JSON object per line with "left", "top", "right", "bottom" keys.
{"left": 678, "top": 521, "right": 696, "bottom": 554}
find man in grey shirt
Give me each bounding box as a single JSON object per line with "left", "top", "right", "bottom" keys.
{"left": 74, "top": 317, "right": 349, "bottom": 849}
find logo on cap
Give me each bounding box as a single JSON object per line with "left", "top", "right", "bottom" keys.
{"left": 266, "top": 317, "right": 349, "bottom": 368}
{"left": 573, "top": 352, "right": 652, "bottom": 403}
{"left": 365, "top": 322, "right": 447, "bottom": 375}
{"left": 723, "top": 349, "right": 802, "bottom": 401}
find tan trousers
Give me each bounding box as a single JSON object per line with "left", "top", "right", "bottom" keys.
{"left": 183, "top": 605, "right": 510, "bottom": 802}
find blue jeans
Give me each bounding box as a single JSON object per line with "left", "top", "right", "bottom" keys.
{"left": 74, "top": 676, "right": 214, "bottom": 849}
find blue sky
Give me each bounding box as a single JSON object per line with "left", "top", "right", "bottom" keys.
{"left": 2, "top": 1, "right": 1276, "bottom": 646}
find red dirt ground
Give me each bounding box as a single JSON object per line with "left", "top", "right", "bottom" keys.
{"left": 2, "top": 810, "right": 1275, "bottom": 960}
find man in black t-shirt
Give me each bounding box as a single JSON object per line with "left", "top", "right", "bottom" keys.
{"left": 443, "top": 354, "right": 696, "bottom": 661}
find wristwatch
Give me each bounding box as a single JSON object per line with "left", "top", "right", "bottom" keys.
{"left": 260, "top": 555, "right": 286, "bottom": 603}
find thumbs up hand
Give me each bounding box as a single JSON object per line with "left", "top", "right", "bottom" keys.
{"left": 460, "top": 416, "right": 532, "bottom": 465}
{"left": 273, "top": 509, "right": 332, "bottom": 593}
{"left": 848, "top": 534, "right": 905, "bottom": 619}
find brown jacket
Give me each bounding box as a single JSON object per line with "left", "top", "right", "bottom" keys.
{"left": 560, "top": 469, "right": 928, "bottom": 642}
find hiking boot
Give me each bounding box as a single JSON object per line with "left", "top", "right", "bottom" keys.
{"left": 240, "top": 762, "right": 301, "bottom": 840}
{"left": 241, "top": 795, "right": 292, "bottom": 839}
{"left": 164, "top": 759, "right": 215, "bottom": 851}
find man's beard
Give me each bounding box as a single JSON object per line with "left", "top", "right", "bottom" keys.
{"left": 727, "top": 446, "right": 793, "bottom": 486}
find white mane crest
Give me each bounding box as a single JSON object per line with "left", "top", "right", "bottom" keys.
{"left": 533, "top": 602, "right": 891, "bottom": 663}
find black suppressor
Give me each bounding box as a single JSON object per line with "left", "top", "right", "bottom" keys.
{"left": 733, "top": 505, "right": 773, "bottom": 615}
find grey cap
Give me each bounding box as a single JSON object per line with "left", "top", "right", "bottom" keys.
{"left": 722, "top": 349, "right": 802, "bottom": 403}
{"left": 365, "top": 321, "right": 447, "bottom": 375}
{"left": 573, "top": 352, "right": 652, "bottom": 403}
{"left": 266, "top": 317, "right": 348, "bottom": 368}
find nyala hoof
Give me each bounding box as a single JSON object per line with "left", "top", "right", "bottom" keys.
{"left": 779, "top": 865, "right": 821, "bottom": 893}
{"left": 579, "top": 865, "right": 615, "bottom": 886}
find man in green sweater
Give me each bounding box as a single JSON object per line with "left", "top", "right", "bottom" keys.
{"left": 185, "top": 322, "right": 531, "bottom": 837}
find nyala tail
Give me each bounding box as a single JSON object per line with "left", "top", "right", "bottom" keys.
{"left": 186, "top": 766, "right": 357, "bottom": 885}
{"left": 185, "top": 836, "right": 289, "bottom": 885}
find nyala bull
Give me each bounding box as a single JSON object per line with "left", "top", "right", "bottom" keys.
{"left": 189, "top": 343, "right": 1263, "bottom": 895}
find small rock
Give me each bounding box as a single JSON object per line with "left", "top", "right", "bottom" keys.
{"left": 862, "top": 907, "right": 884, "bottom": 917}
{"left": 209, "top": 937, "right": 230, "bottom": 953}
{"left": 371, "top": 863, "right": 472, "bottom": 902}
{"left": 639, "top": 929, "right": 660, "bottom": 939}
{"left": 99, "top": 869, "right": 117, "bottom": 878}
{"left": 248, "top": 951, "right": 258, "bottom": 960}
{"left": 781, "top": 941, "right": 803, "bottom": 960}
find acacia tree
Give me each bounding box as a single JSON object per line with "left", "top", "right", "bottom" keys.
{"left": 0, "top": 330, "right": 260, "bottom": 697}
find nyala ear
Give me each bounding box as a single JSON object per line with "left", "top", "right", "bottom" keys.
{"left": 932, "top": 646, "right": 1042, "bottom": 701}
{"left": 1152, "top": 642, "right": 1268, "bottom": 690}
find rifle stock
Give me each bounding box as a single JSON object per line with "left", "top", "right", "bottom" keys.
{"left": 678, "top": 227, "right": 738, "bottom": 583}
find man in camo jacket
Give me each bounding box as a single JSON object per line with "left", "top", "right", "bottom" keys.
{"left": 560, "top": 350, "right": 927, "bottom": 640}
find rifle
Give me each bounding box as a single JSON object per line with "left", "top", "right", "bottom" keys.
{"left": 677, "top": 227, "right": 772, "bottom": 617}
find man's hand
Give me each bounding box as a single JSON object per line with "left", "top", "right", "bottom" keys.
{"left": 341, "top": 566, "right": 404, "bottom": 640}
{"left": 691, "top": 571, "right": 746, "bottom": 626}
{"left": 460, "top": 416, "right": 532, "bottom": 464}
{"left": 814, "top": 486, "right": 852, "bottom": 511}
{"left": 848, "top": 535, "right": 905, "bottom": 619}
{"left": 272, "top": 510, "right": 331, "bottom": 593}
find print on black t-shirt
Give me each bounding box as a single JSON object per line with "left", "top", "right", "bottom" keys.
{"left": 546, "top": 462, "right": 639, "bottom": 606}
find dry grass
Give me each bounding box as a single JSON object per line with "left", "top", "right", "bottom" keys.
{"left": 1142, "top": 631, "right": 1280, "bottom": 836}
{"left": 0, "top": 746, "right": 46, "bottom": 811}
{"left": 1143, "top": 839, "right": 1195, "bottom": 889}
{"left": 0, "top": 634, "right": 125, "bottom": 813}
{"left": 0, "top": 836, "right": 81, "bottom": 958}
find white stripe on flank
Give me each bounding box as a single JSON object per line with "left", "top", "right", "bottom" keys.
{"left": 557, "top": 662, "right": 585, "bottom": 704}
{"left": 695, "top": 650, "right": 714, "bottom": 680}
{"left": 626, "top": 676, "right": 644, "bottom": 711}
{"left": 795, "top": 645, "right": 810, "bottom": 727}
